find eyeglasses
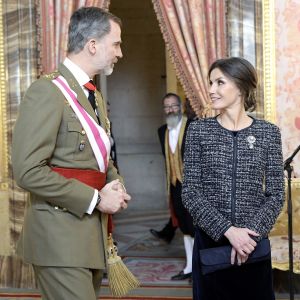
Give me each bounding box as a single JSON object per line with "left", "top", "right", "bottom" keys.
{"left": 163, "top": 104, "right": 180, "bottom": 111}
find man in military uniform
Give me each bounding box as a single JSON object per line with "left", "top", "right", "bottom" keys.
{"left": 150, "top": 93, "right": 195, "bottom": 280}
{"left": 12, "top": 7, "right": 130, "bottom": 300}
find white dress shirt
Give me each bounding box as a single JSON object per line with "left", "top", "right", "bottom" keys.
{"left": 168, "top": 117, "right": 183, "bottom": 153}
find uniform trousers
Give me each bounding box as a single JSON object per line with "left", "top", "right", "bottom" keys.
{"left": 33, "top": 265, "right": 103, "bottom": 300}
{"left": 170, "top": 180, "right": 194, "bottom": 237}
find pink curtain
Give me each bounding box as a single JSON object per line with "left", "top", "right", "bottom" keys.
{"left": 38, "top": 0, "right": 110, "bottom": 75}
{"left": 152, "top": 0, "right": 226, "bottom": 117}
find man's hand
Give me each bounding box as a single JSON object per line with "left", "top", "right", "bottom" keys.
{"left": 96, "top": 179, "right": 131, "bottom": 214}
{"left": 224, "top": 226, "right": 259, "bottom": 265}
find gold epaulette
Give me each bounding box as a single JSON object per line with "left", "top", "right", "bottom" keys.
{"left": 42, "top": 70, "right": 60, "bottom": 80}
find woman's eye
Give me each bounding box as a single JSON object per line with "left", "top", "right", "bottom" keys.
{"left": 218, "top": 80, "right": 224, "bottom": 85}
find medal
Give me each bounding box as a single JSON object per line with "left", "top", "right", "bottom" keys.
{"left": 79, "top": 140, "right": 85, "bottom": 151}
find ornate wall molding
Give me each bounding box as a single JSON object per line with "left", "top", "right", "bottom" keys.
{"left": 0, "top": 0, "right": 8, "bottom": 190}
{"left": 262, "top": 0, "right": 276, "bottom": 123}
{"left": 262, "top": 0, "right": 300, "bottom": 185}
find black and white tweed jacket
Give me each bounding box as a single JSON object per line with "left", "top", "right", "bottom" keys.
{"left": 182, "top": 117, "right": 285, "bottom": 242}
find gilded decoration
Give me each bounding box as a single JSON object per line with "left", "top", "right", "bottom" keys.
{"left": 263, "top": 0, "right": 300, "bottom": 184}
{"left": 0, "top": 0, "right": 8, "bottom": 190}
{"left": 262, "top": 0, "right": 276, "bottom": 123}
{"left": 263, "top": 0, "right": 300, "bottom": 273}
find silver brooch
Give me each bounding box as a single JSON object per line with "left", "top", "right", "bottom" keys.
{"left": 247, "top": 135, "right": 256, "bottom": 149}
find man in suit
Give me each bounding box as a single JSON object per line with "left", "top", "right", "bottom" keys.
{"left": 12, "top": 7, "right": 130, "bottom": 300}
{"left": 150, "top": 98, "right": 197, "bottom": 244}
{"left": 150, "top": 93, "right": 195, "bottom": 280}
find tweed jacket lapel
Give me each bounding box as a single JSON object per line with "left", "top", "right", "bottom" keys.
{"left": 58, "top": 63, "right": 98, "bottom": 124}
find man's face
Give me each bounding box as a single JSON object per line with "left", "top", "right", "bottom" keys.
{"left": 163, "top": 96, "right": 182, "bottom": 128}
{"left": 163, "top": 96, "right": 181, "bottom": 116}
{"left": 94, "top": 20, "right": 123, "bottom": 75}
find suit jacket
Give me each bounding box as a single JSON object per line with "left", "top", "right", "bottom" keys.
{"left": 12, "top": 63, "right": 122, "bottom": 269}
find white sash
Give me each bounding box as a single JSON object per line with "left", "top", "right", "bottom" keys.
{"left": 52, "top": 75, "right": 111, "bottom": 173}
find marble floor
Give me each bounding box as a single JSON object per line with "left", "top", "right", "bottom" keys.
{"left": 113, "top": 209, "right": 185, "bottom": 258}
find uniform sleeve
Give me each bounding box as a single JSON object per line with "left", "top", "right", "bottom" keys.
{"left": 12, "top": 79, "right": 95, "bottom": 218}
{"left": 247, "top": 125, "right": 285, "bottom": 236}
{"left": 182, "top": 122, "right": 232, "bottom": 241}
{"left": 106, "top": 158, "right": 123, "bottom": 184}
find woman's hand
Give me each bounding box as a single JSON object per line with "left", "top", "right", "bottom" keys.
{"left": 230, "top": 247, "right": 249, "bottom": 265}
{"left": 224, "top": 226, "right": 259, "bottom": 265}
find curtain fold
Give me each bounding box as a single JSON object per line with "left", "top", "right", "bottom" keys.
{"left": 152, "top": 0, "right": 226, "bottom": 117}
{"left": 38, "top": 0, "right": 110, "bottom": 75}
{"left": 0, "top": 0, "right": 39, "bottom": 288}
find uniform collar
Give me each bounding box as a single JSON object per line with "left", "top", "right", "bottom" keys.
{"left": 63, "top": 57, "right": 90, "bottom": 87}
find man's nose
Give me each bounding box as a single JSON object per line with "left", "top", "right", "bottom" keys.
{"left": 117, "top": 47, "right": 123, "bottom": 59}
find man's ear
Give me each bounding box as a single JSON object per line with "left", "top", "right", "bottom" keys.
{"left": 86, "top": 39, "right": 97, "bottom": 55}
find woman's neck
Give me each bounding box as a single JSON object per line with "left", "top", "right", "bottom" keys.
{"left": 218, "top": 109, "right": 252, "bottom": 131}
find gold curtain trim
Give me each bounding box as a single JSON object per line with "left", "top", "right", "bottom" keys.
{"left": 152, "top": 0, "right": 203, "bottom": 117}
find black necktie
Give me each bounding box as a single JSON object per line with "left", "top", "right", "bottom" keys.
{"left": 84, "top": 80, "right": 96, "bottom": 111}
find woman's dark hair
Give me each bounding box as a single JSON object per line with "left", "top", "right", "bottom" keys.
{"left": 208, "top": 57, "right": 257, "bottom": 111}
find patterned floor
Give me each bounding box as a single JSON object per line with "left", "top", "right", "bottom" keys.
{"left": 100, "top": 209, "right": 300, "bottom": 299}
{"left": 99, "top": 210, "right": 193, "bottom": 298}
{"left": 0, "top": 209, "right": 299, "bottom": 299}
{"left": 112, "top": 209, "right": 185, "bottom": 258}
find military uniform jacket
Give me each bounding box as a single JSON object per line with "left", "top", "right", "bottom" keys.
{"left": 12, "top": 63, "right": 122, "bottom": 268}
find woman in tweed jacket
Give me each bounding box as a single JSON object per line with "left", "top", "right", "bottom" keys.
{"left": 182, "top": 57, "right": 285, "bottom": 300}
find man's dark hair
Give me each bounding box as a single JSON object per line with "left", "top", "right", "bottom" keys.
{"left": 67, "top": 7, "right": 122, "bottom": 54}
{"left": 162, "top": 93, "right": 181, "bottom": 105}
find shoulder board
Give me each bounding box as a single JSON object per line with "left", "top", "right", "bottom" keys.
{"left": 42, "top": 70, "right": 60, "bottom": 80}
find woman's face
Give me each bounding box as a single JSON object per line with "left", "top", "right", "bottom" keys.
{"left": 209, "top": 68, "right": 243, "bottom": 111}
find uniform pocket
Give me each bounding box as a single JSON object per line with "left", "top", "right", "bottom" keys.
{"left": 67, "top": 122, "right": 93, "bottom": 161}
{"left": 33, "top": 202, "right": 52, "bottom": 211}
